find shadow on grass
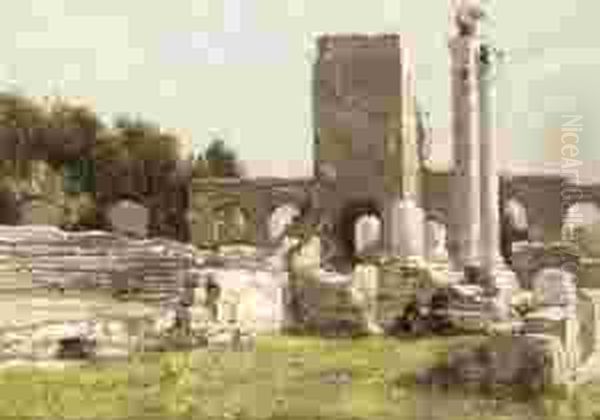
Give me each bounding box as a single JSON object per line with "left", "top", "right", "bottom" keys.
{"left": 2, "top": 334, "right": 593, "bottom": 420}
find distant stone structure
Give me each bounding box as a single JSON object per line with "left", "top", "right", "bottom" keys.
{"left": 185, "top": 0, "right": 600, "bottom": 388}
{"left": 106, "top": 199, "right": 150, "bottom": 238}
{"left": 189, "top": 32, "right": 600, "bottom": 271}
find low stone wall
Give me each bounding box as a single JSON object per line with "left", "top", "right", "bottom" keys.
{"left": 0, "top": 226, "right": 198, "bottom": 303}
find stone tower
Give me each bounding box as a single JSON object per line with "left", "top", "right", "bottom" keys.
{"left": 313, "top": 34, "right": 424, "bottom": 259}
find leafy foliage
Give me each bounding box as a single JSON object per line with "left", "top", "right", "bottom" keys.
{"left": 92, "top": 115, "right": 180, "bottom": 202}
{"left": 0, "top": 92, "right": 243, "bottom": 236}
{"left": 193, "top": 138, "right": 243, "bottom": 179}
{"left": 44, "top": 99, "right": 104, "bottom": 165}
{"left": 0, "top": 93, "right": 49, "bottom": 179}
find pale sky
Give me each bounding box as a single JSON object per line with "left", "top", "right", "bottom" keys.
{"left": 1, "top": 0, "right": 599, "bottom": 181}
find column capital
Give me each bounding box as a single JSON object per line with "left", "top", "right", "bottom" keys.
{"left": 478, "top": 43, "right": 504, "bottom": 80}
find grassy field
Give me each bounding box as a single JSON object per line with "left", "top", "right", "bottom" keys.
{"left": 0, "top": 334, "right": 598, "bottom": 420}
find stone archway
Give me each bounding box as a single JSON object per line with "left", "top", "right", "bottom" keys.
{"left": 562, "top": 201, "right": 600, "bottom": 241}
{"left": 354, "top": 214, "right": 382, "bottom": 256}
{"left": 337, "top": 200, "right": 382, "bottom": 263}
{"left": 504, "top": 198, "right": 529, "bottom": 232}
{"left": 424, "top": 214, "right": 448, "bottom": 262}
{"left": 269, "top": 203, "right": 302, "bottom": 242}
{"left": 212, "top": 203, "right": 250, "bottom": 244}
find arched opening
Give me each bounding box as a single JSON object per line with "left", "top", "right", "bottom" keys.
{"left": 338, "top": 200, "right": 381, "bottom": 263}
{"left": 424, "top": 217, "right": 448, "bottom": 261}
{"left": 501, "top": 198, "right": 529, "bottom": 264}
{"left": 562, "top": 202, "right": 600, "bottom": 241}
{"left": 505, "top": 199, "right": 529, "bottom": 232}
{"left": 213, "top": 204, "right": 249, "bottom": 244}
{"left": 354, "top": 214, "right": 382, "bottom": 255}
{"left": 269, "top": 203, "right": 301, "bottom": 241}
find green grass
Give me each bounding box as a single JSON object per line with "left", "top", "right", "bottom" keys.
{"left": 0, "top": 335, "right": 597, "bottom": 420}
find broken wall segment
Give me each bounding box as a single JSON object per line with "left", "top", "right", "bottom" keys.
{"left": 0, "top": 226, "right": 198, "bottom": 303}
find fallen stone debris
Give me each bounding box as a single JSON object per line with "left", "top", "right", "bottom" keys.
{"left": 0, "top": 224, "right": 598, "bottom": 397}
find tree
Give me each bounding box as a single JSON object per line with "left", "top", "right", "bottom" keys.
{"left": 42, "top": 99, "right": 105, "bottom": 194}
{"left": 191, "top": 152, "right": 209, "bottom": 178}
{"left": 0, "top": 94, "right": 106, "bottom": 195}
{"left": 44, "top": 99, "right": 104, "bottom": 165}
{"left": 92, "top": 115, "right": 179, "bottom": 202}
{"left": 0, "top": 92, "right": 195, "bottom": 238}
{"left": 193, "top": 138, "right": 243, "bottom": 178}
{"left": 0, "top": 93, "right": 48, "bottom": 180}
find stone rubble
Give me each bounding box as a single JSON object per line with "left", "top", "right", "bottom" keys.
{"left": 420, "top": 333, "right": 568, "bottom": 394}
{"left": 0, "top": 224, "right": 596, "bottom": 394}
{"left": 0, "top": 226, "right": 292, "bottom": 364}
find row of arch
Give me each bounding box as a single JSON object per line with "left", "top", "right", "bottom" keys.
{"left": 195, "top": 198, "right": 600, "bottom": 258}
{"left": 191, "top": 203, "right": 303, "bottom": 245}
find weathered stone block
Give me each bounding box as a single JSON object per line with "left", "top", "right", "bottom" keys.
{"left": 531, "top": 268, "right": 577, "bottom": 308}
{"left": 376, "top": 258, "right": 431, "bottom": 329}
{"left": 421, "top": 333, "right": 569, "bottom": 393}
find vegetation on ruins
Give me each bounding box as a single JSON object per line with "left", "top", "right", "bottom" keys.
{"left": 0, "top": 91, "right": 243, "bottom": 236}
{"left": 192, "top": 138, "right": 245, "bottom": 179}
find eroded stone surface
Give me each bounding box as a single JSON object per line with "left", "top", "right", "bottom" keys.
{"left": 531, "top": 268, "right": 577, "bottom": 308}
{"left": 421, "top": 334, "right": 568, "bottom": 393}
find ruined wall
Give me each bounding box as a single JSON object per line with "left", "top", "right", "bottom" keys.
{"left": 313, "top": 34, "right": 402, "bottom": 235}
{"left": 314, "top": 34, "right": 402, "bottom": 186}
{"left": 189, "top": 178, "right": 314, "bottom": 249}
{"left": 0, "top": 225, "right": 197, "bottom": 303}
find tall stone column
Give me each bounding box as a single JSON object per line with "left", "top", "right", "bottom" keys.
{"left": 479, "top": 43, "right": 503, "bottom": 276}
{"left": 449, "top": 22, "right": 481, "bottom": 271}
{"left": 385, "top": 197, "right": 424, "bottom": 258}
{"left": 383, "top": 45, "right": 424, "bottom": 259}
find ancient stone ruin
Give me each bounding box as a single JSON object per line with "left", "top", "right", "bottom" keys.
{"left": 2, "top": 0, "right": 600, "bottom": 396}
{"left": 0, "top": 225, "right": 289, "bottom": 366}
{"left": 183, "top": 0, "right": 600, "bottom": 392}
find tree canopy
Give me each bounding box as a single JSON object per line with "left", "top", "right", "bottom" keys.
{"left": 0, "top": 92, "right": 243, "bottom": 235}
{"left": 192, "top": 138, "right": 244, "bottom": 178}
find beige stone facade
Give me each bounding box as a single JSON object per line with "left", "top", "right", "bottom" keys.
{"left": 188, "top": 27, "right": 600, "bottom": 273}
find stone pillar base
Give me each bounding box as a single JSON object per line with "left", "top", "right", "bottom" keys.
{"left": 386, "top": 198, "right": 424, "bottom": 259}
{"left": 375, "top": 255, "right": 429, "bottom": 331}
{"left": 485, "top": 266, "right": 521, "bottom": 323}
